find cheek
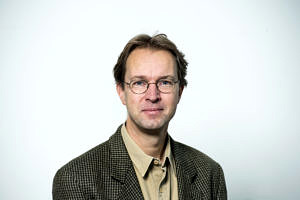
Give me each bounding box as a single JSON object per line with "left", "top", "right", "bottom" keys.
{"left": 164, "top": 94, "right": 179, "bottom": 108}
{"left": 125, "top": 93, "right": 141, "bottom": 108}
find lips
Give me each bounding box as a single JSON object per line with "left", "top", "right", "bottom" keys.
{"left": 142, "top": 108, "right": 163, "bottom": 111}
{"left": 141, "top": 107, "right": 164, "bottom": 115}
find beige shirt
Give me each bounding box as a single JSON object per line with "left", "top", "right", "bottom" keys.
{"left": 121, "top": 124, "right": 178, "bottom": 200}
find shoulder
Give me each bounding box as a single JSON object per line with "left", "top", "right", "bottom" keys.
{"left": 52, "top": 139, "right": 111, "bottom": 199}
{"left": 171, "top": 139, "right": 223, "bottom": 172}
{"left": 171, "top": 139, "right": 227, "bottom": 198}
{"left": 54, "top": 139, "right": 110, "bottom": 182}
{"left": 54, "top": 125, "right": 123, "bottom": 178}
{"left": 52, "top": 126, "right": 127, "bottom": 199}
{"left": 60, "top": 139, "right": 109, "bottom": 171}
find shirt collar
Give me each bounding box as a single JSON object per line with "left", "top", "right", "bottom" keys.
{"left": 121, "top": 123, "right": 176, "bottom": 177}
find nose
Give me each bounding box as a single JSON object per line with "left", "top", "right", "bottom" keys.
{"left": 145, "top": 83, "right": 161, "bottom": 103}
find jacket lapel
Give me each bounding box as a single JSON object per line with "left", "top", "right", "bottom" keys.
{"left": 109, "top": 126, "right": 144, "bottom": 200}
{"left": 171, "top": 138, "right": 210, "bottom": 200}
{"left": 107, "top": 127, "right": 212, "bottom": 200}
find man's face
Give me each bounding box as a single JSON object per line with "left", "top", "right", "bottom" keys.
{"left": 117, "top": 48, "right": 183, "bottom": 132}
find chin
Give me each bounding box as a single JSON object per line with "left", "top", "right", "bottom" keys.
{"left": 138, "top": 119, "right": 167, "bottom": 131}
{"left": 128, "top": 113, "right": 171, "bottom": 132}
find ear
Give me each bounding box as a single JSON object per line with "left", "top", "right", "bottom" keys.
{"left": 177, "top": 86, "right": 184, "bottom": 103}
{"left": 116, "top": 83, "right": 126, "bottom": 105}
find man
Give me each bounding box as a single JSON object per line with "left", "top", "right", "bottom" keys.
{"left": 53, "top": 34, "right": 227, "bottom": 200}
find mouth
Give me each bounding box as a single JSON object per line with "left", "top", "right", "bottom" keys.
{"left": 142, "top": 108, "right": 164, "bottom": 115}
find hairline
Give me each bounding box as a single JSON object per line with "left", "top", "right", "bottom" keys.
{"left": 123, "top": 47, "right": 179, "bottom": 84}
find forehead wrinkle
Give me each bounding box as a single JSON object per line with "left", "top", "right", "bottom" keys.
{"left": 125, "top": 48, "right": 177, "bottom": 81}
{"left": 129, "top": 75, "right": 177, "bottom": 81}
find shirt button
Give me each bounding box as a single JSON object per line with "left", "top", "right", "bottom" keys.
{"left": 154, "top": 159, "right": 159, "bottom": 165}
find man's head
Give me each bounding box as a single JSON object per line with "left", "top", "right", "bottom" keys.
{"left": 113, "top": 34, "right": 188, "bottom": 89}
{"left": 114, "top": 34, "right": 188, "bottom": 132}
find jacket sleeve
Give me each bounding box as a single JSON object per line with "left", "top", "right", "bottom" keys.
{"left": 52, "top": 169, "right": 86, "bottom": 200}
{"left": 213, "top": 164, "right": 227, "bottom": 200}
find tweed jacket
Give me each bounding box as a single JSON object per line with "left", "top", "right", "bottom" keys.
{"left": 53, "top": 125, "right": 227, "bottom": 200}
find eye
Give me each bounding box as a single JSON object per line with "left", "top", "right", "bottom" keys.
{"left": 159, "top": 79, "right": 173, "bottom": 86}
{"left": 132, "top": 80, "right": 147, "bottom": 87}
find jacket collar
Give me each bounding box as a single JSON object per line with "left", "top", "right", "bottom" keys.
{"left": 171, "top": 138, "right": 210, "bottom": 199}
{"left": 108, "top": 125, "right": 144, "bottom": 199}
{"left": 108, "top": 125, "right": 210, "bottom": 200}
{"left": 109, "top": 125, "right": 130, "bottom": 183}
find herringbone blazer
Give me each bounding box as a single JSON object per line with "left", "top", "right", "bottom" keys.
{"left": 53, "top": 125, "right": 227, "bottom": 200}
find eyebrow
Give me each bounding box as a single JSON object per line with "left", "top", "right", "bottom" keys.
{"left": 130, "top": 75, "right": 177, "bottom": 80}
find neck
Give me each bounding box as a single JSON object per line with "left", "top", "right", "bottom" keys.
{"left": 125, "top": 120, "right": 168, "bottom": 160}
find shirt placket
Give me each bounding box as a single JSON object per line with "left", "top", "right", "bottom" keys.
{"left": 153, "top": 158, "right": 169, "bottom": 200}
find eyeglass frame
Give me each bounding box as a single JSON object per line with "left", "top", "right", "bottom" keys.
{"left": 123, "top": 78, "right": 180, "bottom": 94}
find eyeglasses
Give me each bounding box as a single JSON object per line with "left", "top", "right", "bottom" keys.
{"left": 124, "top": 79, "right": 179, "bottom": 94}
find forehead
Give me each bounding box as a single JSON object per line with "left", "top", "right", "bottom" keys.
{"left": 125, "top": 48, "right": 177, "bottom": 79}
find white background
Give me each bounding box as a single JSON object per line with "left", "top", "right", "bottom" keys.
{"left": 1, "top": 0, "right": 299, "bottom": 199}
